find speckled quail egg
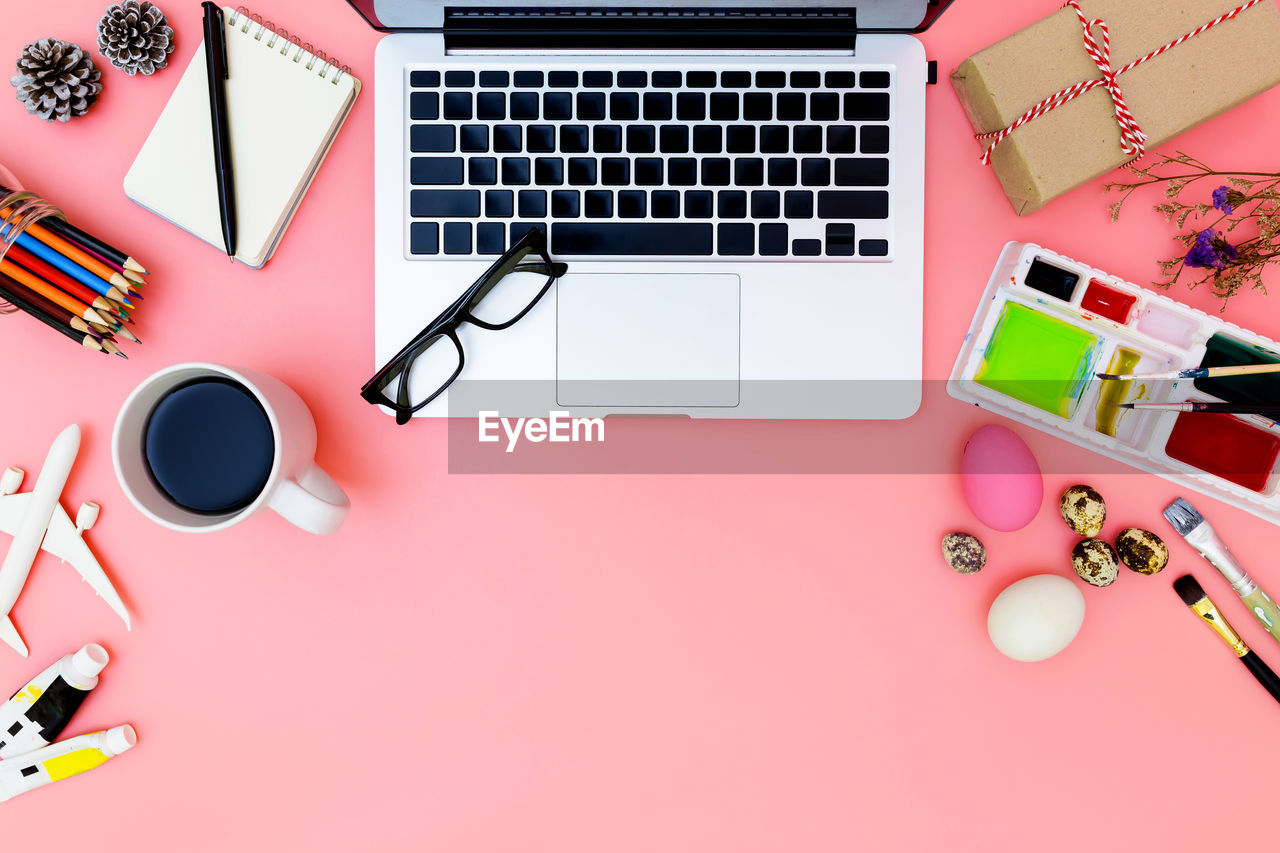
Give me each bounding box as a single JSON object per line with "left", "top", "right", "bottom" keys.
{"left": 942, "top": 532, "right": 986, "bottom": 575}
{"left": 1072, "top": 538, "right": 1119, "bottom": 587}
{"left": 1059, "top": 485, "right": 1107, "bottom": 537}
{"left": 1115, "top": 528, "right": 1169, "bottom": 575}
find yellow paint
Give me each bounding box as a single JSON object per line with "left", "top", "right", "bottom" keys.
{"left": 1095, "top": 348, "right": 1142, "bottom": 437}
{"left": 42, "top": 748, "right": 109, "bottom": 782}
{"left": 10, "top": 685, "right": 42, "bottom": 707}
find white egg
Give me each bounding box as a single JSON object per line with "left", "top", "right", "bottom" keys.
{"left": 987, "top": 574, "right": 1086, "bottom": 662}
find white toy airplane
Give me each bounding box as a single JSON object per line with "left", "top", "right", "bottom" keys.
{"left": 0, "top": 424, "right": 131, "bottom": 657}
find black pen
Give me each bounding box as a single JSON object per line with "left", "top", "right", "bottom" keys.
{"left": 202, "top": 1, "right": 236, "bottom": 260}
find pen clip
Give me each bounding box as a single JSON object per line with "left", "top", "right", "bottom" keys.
{"left": 216, "top": 7, "right": 229, "bottom": 79}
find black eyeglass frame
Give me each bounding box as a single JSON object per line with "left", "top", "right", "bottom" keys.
{"left": 361, "top": 228, "right": 568, "bottom": 424}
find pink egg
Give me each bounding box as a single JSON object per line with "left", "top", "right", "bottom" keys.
{"left": 961, "top": 424, "right": 1043, "bottom": 531}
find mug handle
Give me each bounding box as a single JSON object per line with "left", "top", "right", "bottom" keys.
{"left": 267, "top": 463, "right": 350, "bottom": 535}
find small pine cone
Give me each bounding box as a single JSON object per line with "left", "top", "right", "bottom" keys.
{"left": 9, "top": 38, "right": 103, "bottom": 122}
{"left": 97, "top": 0, "right": 175, "bottom": 76}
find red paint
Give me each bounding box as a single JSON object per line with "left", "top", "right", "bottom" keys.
{"left": 1165, "top": 412, "right": 1280, "bottom": 493}
{"left": 1080, "top": 279, "right": 1137, "bottom": 323}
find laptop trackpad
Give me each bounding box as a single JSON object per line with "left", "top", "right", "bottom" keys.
{"left": 556, "top": 273, "right": 740, "bottom": 408}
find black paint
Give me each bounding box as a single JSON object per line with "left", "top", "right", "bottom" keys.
{"left": 1024, "top": 258, "right": 1079, "bottom": 302}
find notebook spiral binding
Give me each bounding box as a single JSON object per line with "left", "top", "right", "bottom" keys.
{"left": 228, "top": 6, "right": 352, "bottom": 85}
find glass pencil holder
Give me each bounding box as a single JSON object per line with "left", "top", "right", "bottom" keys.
{"left": 0, "top": 176, "right": 66, "bottom": 315}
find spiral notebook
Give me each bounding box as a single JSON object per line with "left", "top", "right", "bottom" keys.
{"left": 124, "top": 7, "right": 360, "bottom": 268}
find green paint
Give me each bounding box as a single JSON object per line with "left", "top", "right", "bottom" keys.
{"left": 975, "top": 302, "right": 1100, "bottom": 418}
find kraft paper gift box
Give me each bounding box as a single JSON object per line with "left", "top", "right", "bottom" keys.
{"left": 951, "top": 0, "right": 1280, "bottom": 215}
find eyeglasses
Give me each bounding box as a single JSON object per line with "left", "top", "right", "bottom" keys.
{"left": 361, "top": 228, "right": 568, "bottom": 424}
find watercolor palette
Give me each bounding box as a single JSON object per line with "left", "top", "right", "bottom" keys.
{"left": 949, "top": 243, "right": 1280, "bottom": 527}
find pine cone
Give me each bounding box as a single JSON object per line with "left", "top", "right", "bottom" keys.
{"left": 9, "top": 39, "right": 103, "bottom": 122}
{"left": 97, "top": 1, "right": 175, "bottom": 76}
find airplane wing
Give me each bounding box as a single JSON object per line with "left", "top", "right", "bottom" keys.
{"left": 0, "top": 492, "right": 31, "bottom": 538}
{"left": 39, "top": 503, "right": 131, "bottom": 630}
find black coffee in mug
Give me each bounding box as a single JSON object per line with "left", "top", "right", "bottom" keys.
{"left": 142, "top": 378, "right": 276, "bottom": 514}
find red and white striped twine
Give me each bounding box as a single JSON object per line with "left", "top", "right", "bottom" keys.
{"left": 975, "top": 0, "right": 1264, "bottom": 165}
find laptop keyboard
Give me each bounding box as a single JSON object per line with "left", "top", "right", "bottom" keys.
{"left": 405, "top": 66, "right": 893, "bottom": 261}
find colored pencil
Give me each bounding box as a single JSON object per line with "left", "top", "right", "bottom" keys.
{"left": 3, "top": 243, "right": 131, "bottom": 311}
{"left": 1120, "top": 402, "right": 1280, "bottom": 415}
{"left": 1, "top": 224, "right": 132, "bottom": 294}
{"left": 0, "top": 198, "right": 148, "bottom": 275}
{"left": 1097, "top": 363, "right": 1280, "bottom": 381}
{"left": 0, "top": 271, "right": 104, "bottom": 338}
{"left": 0, "top": 272, "right": 107, "bottom": 352}
{"left": 0, "top": 256, "right": 110, "bottom": 325}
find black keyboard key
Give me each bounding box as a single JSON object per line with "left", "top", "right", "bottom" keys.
{"left": 825, "top": 223, "right": 855, "bottom": 256}
{"left": 835, "top": 158, "right": 889, "bottom": 186}
{"left": 861, "top": 71, "right": 891, "bottom": 88}
{"left": 790, "top": 71, "right": 820, "bottom": 88}
{"left": 643, "top": 92, "right": 672, "bottom": 121}
{"left": 410, "top": 70, "right": 439, "bottom": 88}
{"left": 410, "top": 222, "right": 438, "bottom": 254}
{"left": 561, "top": 125, "right": 589, "bottom": 153}
{"left": 844, "top": 92, "right": 890, "bottom": 121}
{"left": 743, "top": 93, "right": 772, "bottom": 121}
{"left": 602, "top": 158, "right": 630, "bottom": 185}
{"left": 784, "top": 190, "right": 813, "bottom": 218}
{"left": 755, "top": 71, "right": 786, "bottom": 88}
{"left": 860, "top": 239, "right": 889, "bottom": 256}
{"left": 652, "top": 71, "right": 682, "bottom": 88}
{"left": 479, "top": 71, "right": 508, "bottom": 88}
{"left": 583, "top": 70, "right": 613, "bottom": 88}
{"left": 693, "top": 125, "right": 723, "bottom": 153}
{"left": 793, "top": 238, "right": 821, "bottom": 255}
{"left": 861, "top": 125, "right": 890, "bottom": 154}
{"left": 768, "top": 158, "right": 798, "bottom": 186}
{"left": 760, "top": 125, "right": 788, "bottom": 154}
{"left": 511, "top": 222, "right": 548, "bottom": 243}
{"left": 801, "top": 158, "right": 830, "bottom": 186}
{"left": 726, "top": 125, "right": 755, "bottom": 154}
{"left": 444, "top": 222, "right": 471, "bottom": 254}
{"left": 759, "top": 223, "right": 788, "bottom": 255}
{"left": 443, "top": 92, "right": 472, "bottom": 120}
{"left": 734, "top": 158, "right": 764, "bottom": 186}
{"left": 685, "top": 191, "right": 713, "bottom": 218}
{"left": 721, "top": 71, "right": 751, "bottom": 88}
{"left": 485, "top": 189, "right": 513, "bottom": 217}
{"left": 701, "top": 158, "right": 730, "bottom": 186}
{"left": 410, "top": 91, "right": 439, "bottom": 120}
{"left": 577, "top": 92, "right": 606, "bottom": 121}
{"left": 518, "top": 190, "right": 547, "bottom": 217}
{"left": 635, "top": 158, "right": 663, "bottom": 185}
{"left": 514, "top": 70, "right": 543, "bottom": 88}
{"left": 527, "top": 125, "right": 555, "bottom": 153}
{"left": 618, "top": 190, "right": 646, "bottom": 218}
{"left": 552, "top": 190, "right": 579, "bottom": 218}
{"left": 825, "top": 71, "right": 855, "bottom": 88}
{"left": 445, "top": 70, "right": 474, "bottom": 87}
{"left": 460, "top": 125, "right": 488, "bottom": 152}
{"left": 652, "top": 190, "right": 680, "bottom": 218}
{"left": 676, "top": 92, "right": 706, "bottom": 121}
{"left": 717, "top": 223, "right": 754, "bottom": 256}
{"left": 548, "top": 71, "right": 578, "bottom": 87}
{"left": 584, "top": 191, "right": 613, "bottom": 218}
{"left": 502, "top": 157, "right": 531, "bottom": 185}
{"left": 718, "top": 191, "right": 747, "bottom": 219}
{"left": 594, "top": 125, "right": 623, "bottom": 153}
{"left": 828, "top": 126, "right": 857, "bottom": 154}
{"left": 668, "top": 158, "right": 697, "bottom": 186}
{"left": 411, "top": 157, "right": 464, "bottom": 185}
{"left": 777, "top": 93, "right": 806, "bottom": 121}
{"left": 553, "top": 223, "right": 713, "bottom": 255}
{"left": 469, "top": 157, "right": 497, "bottom": 185}
{"left": 510, "top": 92, "right": 539, "bottom": 119}
{"left": 687, "top": 70, "right": 717, "bottom": 88}
{"left": 751, "top": 190, "right": 780, "bottom": 218}
{"left": 410, "top": 125, "right": 454, "bottom": 152}
{"left": 618, "top": 70, "right": 647, "bottom": 88}
{"left": 793, "top": 125, "right": 822, "bottom": 153}
{"left": 568, "top": 158, "right": 597, "bottom": 185}
{"left": 610, "top": 92, "right": 639, "bottom": 120}
{"left": 660, "top": 125, "right": 689, "bottom": 153}
{"left": 710, "top": 93, "right": 739, "bottom": 121}
{"left": 810, "top": 92, "right": 839, "bottom": 121}
{"left": 544, "top": 92, "right": 573, "bottom": 120}
{"left": 535, "top": 157, "right": 563, "bottom": 184}
{"left": 818, "top": 191, "right": 889, "bottom": 219}
{"left": 493, "top": 125, "right": 521, "bottom": 152}
{"left": 626, "top": 125, "right": 656, "bottom": 154}
{"left": 476, "top": 222, "right": 506, "bottom": 254}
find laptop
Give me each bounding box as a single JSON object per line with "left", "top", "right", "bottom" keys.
{"left": 350, "top": 0, "right": 952, "bottom": 419}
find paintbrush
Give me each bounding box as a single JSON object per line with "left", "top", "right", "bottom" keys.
{"left": 1173, "top": 574, "right": 1280, "bottom": 704}
{"left": 1120, "top": 402, "right": 1280, "bottom": 415}
{"left": 1096, "top": 363, "right": 1280, "bottom": 381}
{"left": 1164, "top": 498, "right": 1280, "bottom": 648}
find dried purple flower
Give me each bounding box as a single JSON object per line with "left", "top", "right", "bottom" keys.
{"left": 1212, "top": 185, "right": 1232, "bottom": 214}
{"left": 1184, "top": 229, "right": 1238, "bottom": 269}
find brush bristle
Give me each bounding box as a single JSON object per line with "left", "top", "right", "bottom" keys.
{"left": 1163, "top": 497, "right": 1205, "bottom": 536}
{"left": 1174, "top": 574, "right": 1207, "bottom": 606}
{"left": 1095, "top": 373, "right": 1120, "bottom": 381}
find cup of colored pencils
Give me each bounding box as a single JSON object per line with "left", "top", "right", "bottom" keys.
{"left": 1, "top": 178, "right": 146, "bottom": 357}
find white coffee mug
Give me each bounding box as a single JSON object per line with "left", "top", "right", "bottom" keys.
{"left": 113, "top": 363, "right": 349, "bottom": 534}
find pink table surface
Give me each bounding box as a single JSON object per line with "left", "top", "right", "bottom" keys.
{"left": 3, "top": 1, "right": 1280, "bottom": 849}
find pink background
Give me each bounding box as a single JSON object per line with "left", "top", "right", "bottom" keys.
{"left": 3, "top": 1, "right": 1280, "bottom": 849}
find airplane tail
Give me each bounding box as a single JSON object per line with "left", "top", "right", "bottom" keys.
{"left": 0, "top": 616, "right": 27, "bottom": 657}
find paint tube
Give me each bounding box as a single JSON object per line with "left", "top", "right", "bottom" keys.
{"left": 0, "top": 643, "right": 108, "bottom": 759}
{"left": 0, "top": 725, "right": 135, "bottom": 803}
